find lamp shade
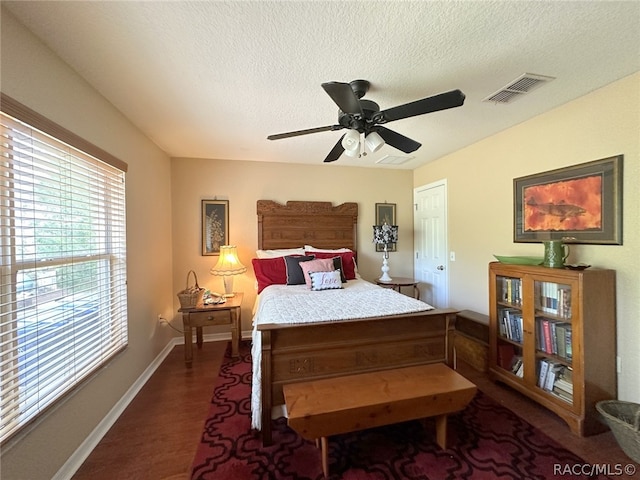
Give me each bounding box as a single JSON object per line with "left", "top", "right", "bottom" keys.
{"left": 210, "top": 245, "right": 246, "bottom": 297}
{"left": 341, "top": 129, "right": 360, "bottom": 157}
{"left": 365, "top": 131, "right": 385, "bottom": 153}
{"left": 372, "top": 223, "right": 398, "bottom": 245}
{"left": 210, "top": 245, "right": 247, "bottom": 276}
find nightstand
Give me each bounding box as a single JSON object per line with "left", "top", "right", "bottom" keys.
{"left": 178, "top": 292, "right": 243, "bottom": 367}
{"left": 376, "top": 277, "right": 420, "bottom": 300}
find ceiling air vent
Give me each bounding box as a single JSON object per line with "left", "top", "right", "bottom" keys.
{"left": 483, "top": 73, "right": 555, "bottom": 104}
{"left": 375, "top": 155, "right": 414, "bottom": 165}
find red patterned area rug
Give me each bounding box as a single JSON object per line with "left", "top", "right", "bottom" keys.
{"left": 190, "top": 342, "right": 609, "bottom": 480}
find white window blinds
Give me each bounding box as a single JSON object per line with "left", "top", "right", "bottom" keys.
{"left": 0, "top": 109, "right": 128, "bottom": 444}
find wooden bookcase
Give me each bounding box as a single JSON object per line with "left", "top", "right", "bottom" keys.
{"left": 488, "top": 262, "right": 617, "bottom": 436}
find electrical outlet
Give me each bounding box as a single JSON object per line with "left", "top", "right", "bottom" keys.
{"left": 617, "top": 356, "right": 621, "bottom": 374}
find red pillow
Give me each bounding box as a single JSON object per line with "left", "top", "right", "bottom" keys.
{"left": 306, "top": 251, "right": 357, "bottom": 280}
{"left": 252, "top": 257, "right": 287, "bottom": 293}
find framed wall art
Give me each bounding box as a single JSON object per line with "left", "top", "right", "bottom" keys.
{"left": 202, "top": 199, "right": 229, "bottom": 255}
{"left": 513, "top": 155, "right": 623, "bottom": 244}
{"left": 375, "top": 202, "right": 397, "bottom": 252}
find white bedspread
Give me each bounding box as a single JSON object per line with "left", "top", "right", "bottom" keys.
{"left": 250, "top": 279, "right": 434, "bottom": 429}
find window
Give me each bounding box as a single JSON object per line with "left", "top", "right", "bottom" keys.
{"left": 0, "top": 96, "right": 128, "bottom": 444}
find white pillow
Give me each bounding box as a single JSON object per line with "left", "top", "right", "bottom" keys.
{"left": 309, "top": 270, "right": 343, "bottom": 291}
{"left": 304, "top": 245, "right": 353, "bottom": 253}
{"left": 256, "top": 248, "right": 305, "bottom": 258}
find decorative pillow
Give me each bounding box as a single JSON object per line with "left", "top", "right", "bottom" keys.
{"left": 256, "top": 248, "right": 305, "bottom": 258}
{"left": 252, "top": 257, "right": 287, "bottom": 293}
{"left": 304, "top": 245, "right": 353, "bottom": 253}
{"left": 309, "top": 270, "right": 343, "bottom": 291}
{"left": 329, "top": 256, "right": 347, "bottom": 283}
{"left": 299, "top": 258, "right": 335, "bottom": 287}
{"left": 284, "top": 255, "right": 315, "bottom": 285}
{"left": 307, "top": 251, "right": 357, "bottom": 280}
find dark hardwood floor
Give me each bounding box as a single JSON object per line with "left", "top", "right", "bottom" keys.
{"left": 72, "top": 341, "right": 227, "bottom": 480}
{"left": 72, "top": 341, "right": 637, "bottom": 480}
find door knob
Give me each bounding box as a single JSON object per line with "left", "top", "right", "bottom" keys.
{"left": 437, "top": 265, "right": 445, "bottom": 270}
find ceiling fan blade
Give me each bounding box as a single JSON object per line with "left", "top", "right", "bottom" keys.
{"left": 323, "top": 135, "right": 346, "bottom": 163}
{"left": 376, "top": 89, "right": 465, "bottom": 123}
{"left": 321, "top": 82, "right": 363, "bottom": 115}
{"left": 375, "top": 126, "right": 422, "bottom": 153}
{"left": 267, "top": 124, "right": 343, "bottom": 140}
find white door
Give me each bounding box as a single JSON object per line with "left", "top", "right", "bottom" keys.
{"left": 414, "top": 180, "right": 449, "bottom": 308}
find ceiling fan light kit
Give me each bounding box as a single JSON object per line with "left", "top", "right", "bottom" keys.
{"left": 341, "top": 129, "right": 360, "bottom": 155}
{"left": 267, "top": 79, "right": 465, "bottom": 164}
{"left": 365, "top": 131, "right": 385, "bottom": 153}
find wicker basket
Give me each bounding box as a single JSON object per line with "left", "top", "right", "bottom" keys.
{"left": 177, "top": 270, "right": 205, "bottom": 309}
{"left": 596, "top": 400, "right": 640, "bottom": 463}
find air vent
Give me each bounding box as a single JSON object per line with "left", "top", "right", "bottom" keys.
{"left": 375, "top": 155, "right": 414, "bottom": 165}
{"left": 483, "top": 73, "right": 555, "bottom": 104}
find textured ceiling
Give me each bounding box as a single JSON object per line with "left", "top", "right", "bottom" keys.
{"left": 4, "top": 1, "right": 640, "bottom": 169}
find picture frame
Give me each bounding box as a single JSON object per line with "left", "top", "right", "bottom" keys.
{"left": 514, "top": 155, "right": 623, "bottom": 244}
{"left": 202, "top": 199, "right": 229, "bottom": 255}
{"left": 375, "top": 203, "right": 397, "bottom": 252}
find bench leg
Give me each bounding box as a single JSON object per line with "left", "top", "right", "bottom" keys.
{"left": 435, "top": 414, "right": 448, "bottom": 449}
{"left": 320, "top": 436, "right": 329, "bottom": 478}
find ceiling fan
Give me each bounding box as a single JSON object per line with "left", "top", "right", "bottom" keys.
{"left": 267, "top": 80, "right": 466, "bottom": 163}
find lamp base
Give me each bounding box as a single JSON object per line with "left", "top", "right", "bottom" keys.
{"left": 379, "top": 252, "right": 392, "bottom": 282}
{"left": 222, "top": 276, "right": 235, "bottom": 297}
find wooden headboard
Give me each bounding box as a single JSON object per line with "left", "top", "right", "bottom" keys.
{"left": 257, "top": 200, "right": 358, "bottom": 253}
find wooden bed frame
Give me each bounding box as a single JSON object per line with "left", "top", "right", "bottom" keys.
{"left": 255, "top": 200, "right": 457, "bottom": 445}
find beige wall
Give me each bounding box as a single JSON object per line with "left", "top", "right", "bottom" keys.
{"left": 170, "top": 158, "right": 415, "bottom": 333}
{"left": 1, "top": 9, "right": 175, "bottom": 479}
{"left": 414, "top": 72, "right": 640, "bottom": 402}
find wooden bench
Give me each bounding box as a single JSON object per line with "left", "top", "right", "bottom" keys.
{"left": 283, "top": 363, "right": 477, "bottom": 478}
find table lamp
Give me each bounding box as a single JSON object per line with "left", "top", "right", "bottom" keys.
{"left": 210, "top": 245, "right": 247, "bottom": 297}
{"left": 373, "top": 223, "right": 398, "bottom": 282}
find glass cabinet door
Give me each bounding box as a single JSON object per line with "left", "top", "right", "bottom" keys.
{"left": 534, "top": 279, "right": 573, "bottom": 404}
{"left": 494, "top": 275, "right": 524, "bottom": 378}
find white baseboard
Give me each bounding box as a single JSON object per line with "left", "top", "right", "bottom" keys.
{"left": 52, "top": 330, "right": 249, "bottom": 480}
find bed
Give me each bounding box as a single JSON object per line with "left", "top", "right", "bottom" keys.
{"left": 251, "top": 200, "right": 457, "bottom": 445}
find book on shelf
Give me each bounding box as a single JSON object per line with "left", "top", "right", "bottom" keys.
{"left": 511, "top": 356, "right": 524, "bottom": 378}
{"left": 535, "top": 318, "right": 572, "bottom": 361}
{"left": 558, "top": 287, "right": 572, "bottom": 318}
{"left": 501, "top": 277, "right": 522, "bottom": 305}
{"left": 538, "top": 359, "right": 550, "bottom": 388}
{"left": 555, "top": 323, "right": 567, "bottom": 358}
{"left": 535, "top": 282, "right": 572, "bottom": 318}
{"left": 537, "top": 359, "right": 560, "bottom": 390}
{"left": 551, "top": 369, "right": 573, "bottom": 402}
{"left": 498, "top": 343, "right": 516, "bottom": 370}
{"left": 537, "top": 359, "right": 573, "bottom": 403}
{"left": 542, "top": 319, "right": 553, "bottom": 353}
{"left": 499, "top": 308, "right": 522, "bottom": 342}
{"left": 552, "top": 386, "right": 573, "bottom": 403}
{"left": 544, "top": 362, "right": 563, "bottom": 392}
{"left": 554, "top": 377, "right": 573, "bottom": 394}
